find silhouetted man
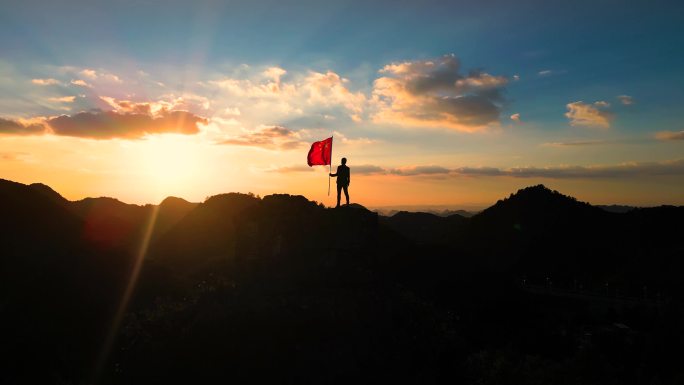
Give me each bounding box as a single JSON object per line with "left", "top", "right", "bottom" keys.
{"left": 329, "top": 157, "right": 350, "bottom": 207}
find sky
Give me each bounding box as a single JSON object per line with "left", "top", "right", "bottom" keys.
{"left": 1, "top": 0, "right": 683, "bottom": 208}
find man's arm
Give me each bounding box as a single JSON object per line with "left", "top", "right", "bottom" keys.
{"left": 329, "top": 166, "right": 337, "bottom": 177}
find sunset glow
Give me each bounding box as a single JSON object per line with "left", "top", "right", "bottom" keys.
{"left": 1, "top": 0, "right": 683, "bottom": 208}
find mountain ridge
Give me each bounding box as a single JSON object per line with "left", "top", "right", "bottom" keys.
{"left": 2, "top": 177, "right": 684, "bottom": 383}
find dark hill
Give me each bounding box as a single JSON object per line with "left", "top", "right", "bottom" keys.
{"left": 71, "top": 197, "right": 151, "bottom": 249}
{"left": 151, "top": 196, "right": 198, "bottom": 241}
{"left": 598, "top": 204, "right": 638, "bottom": 213}
{"left": 2, "top": 179, "right": 684, "bottom": 384}
{"left": 0, "top": 179, "right": 82, "bottom": 259}
{"left": 28, "top": 182, "right": 69, "bottom": 204}
{"left": 147, "top": 194, "right": 381, "bottom": 281}
{"left": 148, "top": 193, "right": 260, "bottom": 267}
{"left": 380, "top": 211, "right": 467, "bottom": 245}
{"left": 471, "top": 184, "right": 602, "bottom": 233}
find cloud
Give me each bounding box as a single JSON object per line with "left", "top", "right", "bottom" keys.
{"left": 565, "top": 101, "right": 613, "bottom": 128}
{"left": 31, "top": 78, "right": 61, "bottom": 86}
{"left": 70, "top": 79, "right": 92, "bottom": 87}
{"left": 453, "top": 166, "right": 504, "bottom": 176}
{"left": 510, "top": 113, "right": 520, "bottom": 122}
{"left": 501, "top": 160, "right": 684, "bottom": 178}
{"left": 0, "top": 117, "right": 46, "bottom": 135}
{"left": 80, "top": 69, "right": 97, "bottom": 79}
{"left": 542, "top": 140, "right": 612, "bottom": 147}
{"left": 100, "top": 95, "right": 210, "bottom": 115}
{"left": 46, "top": 108, "right": 207, "bottom": 139}
{"left": 100, "top": 97, "right": 153, "bottom": 114}
{"left": 303, "top": 71, "right": 366, "bottom": 122}
{"left": 450, "top": 160, "right": 684, "bottom": 179}
{"left": 266, "top": 159, "right": 684, "bottom": 179}
{"left": 268, "top": 163, "right": 387, "bottom": 175}
{"left": 208, "top": 68, "right": 365, "bottom": 121}
{"left": 224, "top": 107, "right": 241, "bottom": 116}
{"left": 79, "top": 69, "right": 122, "bottom": 83}
{"left": 263, "top": 66, "right": 287, "bottom": 82}
{"left": 371, "top": 54, "right": 509, "bottom": 132}
{"left": 389, "top": 165, "right": 452, "bottom": 176}
{"left": 48, "top": 96, "right": 76, "bottom": 103}
{"left": 655, "top": 130, "right": 684, "bottom": 141}
{"left": 217, "top": 125, "right": 304, "bottom": 150}
{"left": 538, "top": 70, "right": 553, "bottom": 76}
{"left": 331, "top": 131, "right": 377, "bottom": 146}
{"left": 352, "top": 164, "right": 386, "bottom": 175}
{"left": 617, "top": 95, "right": 634, "bottom": 105}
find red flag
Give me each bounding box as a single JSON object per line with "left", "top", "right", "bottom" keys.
{"left": 307, "top": 137, "right": 333, "bottom": 166}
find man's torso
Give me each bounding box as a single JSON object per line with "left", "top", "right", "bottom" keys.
{"left": 336, "top": 165, "right": 350, "bottom": 185}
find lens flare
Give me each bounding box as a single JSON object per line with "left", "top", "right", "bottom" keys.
{"left": 91, "top": 204, "right": 161, "bottom": 382}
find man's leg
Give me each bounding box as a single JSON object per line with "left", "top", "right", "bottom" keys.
{"left": 336, "top": 184, "right": 342, "bottom": 207}
{"left": 343, "top": 185, "right": 349, "bottom": 205}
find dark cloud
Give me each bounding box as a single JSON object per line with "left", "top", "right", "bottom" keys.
{"left": 47, "top": 109, "right": 206, "bottom": 139}
{"left": 403, "top": 55, "right": 462, "bottom": 95}
{"left": 389, "top": 165, "right": 452, "bottom": 176}
{"left": 453, "top": 160, "right": 684, "bottom": 179}
{"left": 454, "top": 166, "right": 504, "bottom": 176}
{"left": 373, "top": 54, "right": 509, "bottom": 131}
{"left": 429, "top": 95, "right": 500, "bottom": 126}
{"left": 218, "top": 126, "right": 305, "bottom": 150}
{"left": 0, "top": 118, "right": 46, "bottom": 135}
{"left": 267, "top": 160, "right": 684, "bottom": 179}
{"left": 351, "top": 164, "right": 386, "bottom": 175}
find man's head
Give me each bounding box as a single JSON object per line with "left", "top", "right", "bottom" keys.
{"left": 341, "top": 157, "right": 347, "bottom": 165}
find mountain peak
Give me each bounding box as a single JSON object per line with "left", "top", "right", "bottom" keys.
{"left": 159, "top": 196, "right": 193, "bottom": 207}
{"left": 495, "top": 184, "right": 587, "bottom": 208}
{"left": 473, "top": 184, "right": 598, "bottom": 227}
{"left": 29, "top": 182, "right": 67, "bottom": 203}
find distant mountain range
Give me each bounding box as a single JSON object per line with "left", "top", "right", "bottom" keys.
{"left": 1, "top": 178, "right": 683, "bottom": 384}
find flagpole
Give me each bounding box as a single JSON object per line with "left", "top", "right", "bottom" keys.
{"left": 328, "top": 135, "right": 333, "bottom": 196}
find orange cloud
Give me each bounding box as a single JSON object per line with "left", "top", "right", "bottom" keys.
{"left": 0, "top": 117, "right": 46, "bottom": 135}
{"left": 79, "top": 69, "right": 122, "bottom": 83}
{"left": 565, "top": 101, "right": 612, "bottom": 128}
{"left": 48, "top": 96, "right": 76, "bottom": 103}
{"left": 46, "top": 110, "right": 206, "bottom": 139}
{"left": 655, "top": 130, "right": 684, "bottom": 141}
{"left": 31, "top": 78, "right": 61, "bottom": 86}
{"left": 217, "top": 125, "right": 304, "bottom": 150}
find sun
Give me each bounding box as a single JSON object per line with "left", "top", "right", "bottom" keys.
{"left": 136, "top": 134, "right": 206, "bottom": 198}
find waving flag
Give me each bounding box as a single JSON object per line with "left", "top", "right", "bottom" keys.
{"left": 307, "top": 136, "right": 333, "bottom": 166}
